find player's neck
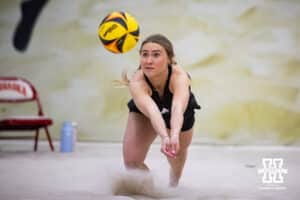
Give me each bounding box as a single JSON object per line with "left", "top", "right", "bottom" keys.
{"left": 148, "top": 67, "right": 169, "bottom": 92}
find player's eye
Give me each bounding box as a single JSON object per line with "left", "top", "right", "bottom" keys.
{"left": 153, "top": 52, "right": 160, "bottom": 58}
{"left": 141, "top": 52, "right": 149, "bottom": 57}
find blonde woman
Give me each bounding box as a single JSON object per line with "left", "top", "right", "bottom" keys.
{"left": 123, "top": 34, "right": 200, "bottom": 187}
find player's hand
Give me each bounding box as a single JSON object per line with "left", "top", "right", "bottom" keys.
{"left": 160, "top": 136, "right": 176, "bottom": 158}
{"left": 170, "top": 134, "right": 180, "bottom": 156}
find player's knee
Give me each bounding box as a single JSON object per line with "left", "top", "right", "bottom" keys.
{"left": 124, "top": 159, "right": 141, "bottom": 169}
{"left": 178, "top": 142, "right": 190, "bottom": 154}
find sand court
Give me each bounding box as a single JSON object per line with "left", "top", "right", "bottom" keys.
{"left": 0, "top": 141, "right": 299, "bottom": 200}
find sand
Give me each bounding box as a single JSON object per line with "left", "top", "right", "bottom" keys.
{"left": 0, "top": 141, "right": 299, "bottom": 200}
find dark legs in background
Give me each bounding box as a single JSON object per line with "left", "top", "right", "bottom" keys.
{"left": 13, "top": 0, "right": 49, "bottom": 52}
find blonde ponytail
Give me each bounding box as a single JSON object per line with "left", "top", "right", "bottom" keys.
{"left": 113, "top": 69, "right": 130, "bottom": 87}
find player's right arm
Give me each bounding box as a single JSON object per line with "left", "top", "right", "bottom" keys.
{"left": 128, "top": 71, "right": 175, "bottom": 157}
{"left": 129, "top": 72, "right": 169, "bottom": 140}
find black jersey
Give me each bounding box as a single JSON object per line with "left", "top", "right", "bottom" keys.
{"left": 127, "top": 65, "right": 200, "bottom": 131}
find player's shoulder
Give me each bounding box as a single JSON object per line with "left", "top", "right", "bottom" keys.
{"left": 129, "top": 69, "right": 147, "bottom": 89}
{"left": 129, "top": 69, "right": 151, "bottom": 95}
{"left": 130, "top": 69, "right": 144, "bottom": 83}
{"left": 171, "top": 64, "right": 189, "bottom": 79}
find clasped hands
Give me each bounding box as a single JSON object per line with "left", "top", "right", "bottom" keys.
{"left": 160, "top": 134, "right": 179, "bottom": 158}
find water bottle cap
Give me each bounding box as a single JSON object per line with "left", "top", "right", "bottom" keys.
{"left": 72, "top": 122, "right": 78, "bottom": 127}
{"left": 63, "top": 121, "right": 72, "bottom": 125}
{"left": 62, "top": 121, "right": 73, "bottom": 128}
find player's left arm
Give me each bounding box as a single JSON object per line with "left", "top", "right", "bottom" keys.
{"left": 169, "top": 69, "right": 190, "bottom": 152}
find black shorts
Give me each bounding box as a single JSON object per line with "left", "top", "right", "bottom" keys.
{"left": 127, "top": 94, "right": 200, "bottom": 132}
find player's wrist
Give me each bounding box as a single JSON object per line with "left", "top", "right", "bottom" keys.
{"left": 160, "top": 135, "right": 169, "bottom": 140}
{"left": 170, "top": 130, "right": 179, "bottom": 138}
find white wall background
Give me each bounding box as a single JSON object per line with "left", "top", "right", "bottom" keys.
{"left": 0, "top": 0, "right": 299, "bottom": 145}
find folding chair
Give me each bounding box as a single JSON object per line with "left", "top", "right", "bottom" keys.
{"left": 0, "top": 77, "right": 54, "bottom": 151}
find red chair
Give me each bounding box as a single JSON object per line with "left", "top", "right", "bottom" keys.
{"left": 0, "top": 77, "right": 54, "bottom": 151}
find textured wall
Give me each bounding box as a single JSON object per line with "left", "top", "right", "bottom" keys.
{"left": 0, "top": 0, "right": 299, "bottom": 145}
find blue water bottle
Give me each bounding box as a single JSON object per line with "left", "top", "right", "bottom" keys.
{"left": 60, "top": 121, "right": 74, "bottom": 153}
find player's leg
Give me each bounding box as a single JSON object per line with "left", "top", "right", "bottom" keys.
{"left": 167, "top": 129, "right": 193, "bottom": 187}
{"left": 13, "top": 0, "right": 49, "bottom": 51}
{"left": 123, "top": 112, "right": 157, "bottom": 170}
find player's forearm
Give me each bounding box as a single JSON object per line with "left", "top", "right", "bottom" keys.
{"left": 170, "top": 105, "right": 184, "bottom": 136}
{"left": 147, "top": 107, "right": 169, "bottom": 139}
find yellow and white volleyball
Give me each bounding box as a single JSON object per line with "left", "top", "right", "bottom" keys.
{"left": 98, "top": 11, "right": 140, "bottom": 54}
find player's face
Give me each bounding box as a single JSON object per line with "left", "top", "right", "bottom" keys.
{"left": 140, "top": 42, "right": 169, "bottom": 77}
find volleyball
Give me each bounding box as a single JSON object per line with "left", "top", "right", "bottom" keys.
{"left": 98, "top": 11, "right": 140, "bottom": 54}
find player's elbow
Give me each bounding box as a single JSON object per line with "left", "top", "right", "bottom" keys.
{"left": 171, "top": 103, "right": 185, "bottom": 117}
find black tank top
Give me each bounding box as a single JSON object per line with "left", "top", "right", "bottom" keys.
{"left": 144, "top": 65, "right": 173, "bottom": 112}
{"left": 144, "top": 65, "right": 200, "bottom": 116}
{"left": 127, "top": 65, "right": 200, "bottom": 131}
